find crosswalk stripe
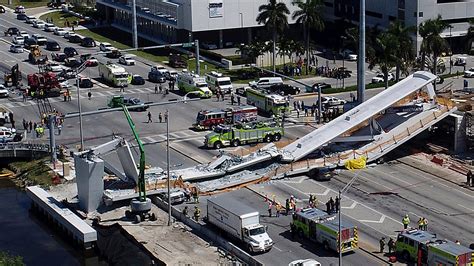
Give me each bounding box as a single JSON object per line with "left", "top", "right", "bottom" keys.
{"left": 169, "top": 132, "right": 182, "bottom": 138}
{"left": 2, "top": 103, "right": 15, "bottom": 108}
{"left": 101, "top": 91, "right": 115, "bottom": 95}
{"left": 94, "top": 92, "right": 105, "bottom": 97}
{"left": 133, "top": 89, "right": 145, "bottom": 93}
{"left": 144, "top": 136, "right": 157, "bottom": 143}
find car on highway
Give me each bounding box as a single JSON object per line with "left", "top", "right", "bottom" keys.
{"left": 64, "top": 57, "right": 80, "bottom": 68}
{"left": 0, "top": 127, "right": 22, "bottom": 143}
{"left": 16, "top": 13, "right": 27, "bottom": 20}
{"left": 288, "top": 259, "right": 321, "bottom": 266}
{"left": 4, "top": 27, "right": 19, "bottom": 36}
{"left": 17, "top": 31, "right": 29, "bottom": 39}
{"left": 51, "top": 52, "right": 67, "bottom": 62}
{"left": 371, "top": 72, "right": 394, "bottom": 83}
{"left": 99, "top": 42, "right": 114, "bottom": 52}
{"left": 131, "top": 74, "right": 145, "bottom": 85}
{"left": 118, "top": 54, "right": 136, "bottom": 65}
{"left": 321, "top": 96, "right": 346, "bottom": 106}
{"left": 54, "top": 28, "right": 68, "bottom": 36}
{"left": 23, "top": 37, "right": 37, "bottom": 49}
{"left": 0, "top": 5, "right": 5, "bottom": 13}
{"left": 109, "top": 96, "right": 149, "bottom": 111}
{"left": 464, "top": 68, "right": 474, "bottom": 78}
{"left": 33, "top": 20, "right": 46, "bottom": 29}
{"left": 64, "top": 47, "right": 78, "bottom": 57}
{"left": 148, "top": 71, "right": 166, "bottom": 83}
{"left": 45, "top": 63, "right": 64, "bottom": 72}
{"left": 44, "top": 23, "right": 57, "bottom": 32}
{"left": 0, "top": 85, "right": 9, "bottom": 98}
{"left": 14, "top": 5, "right": 25, "bottom": 13}
{"left": 79, "top": 77, "right": 93, "bottom": 88}
{"left": 12, "top": 36, "right": 24, "bottom": 45}
{"left": 69, "top": 34, "right": 83, "bottom": 43}
{"left": 46, "top": 40, "right": 61, "bottom": 51}
{"left": 9, "top": 44, "right": 24, "bottom": 53}
{"left": 454, "top": 57, "right": 467, "bottom": 66}
{"left": 32, "top": 34, "right": 47, "bottom": 45}
{"left": 268, "top": 84, "right": 300, "bottom": 95}
{"left": 340, "top": 49, "right": 357, "bottom": 61}
{"left": 58, "top": 69, "right": 76, "bottom": 80}
{"left": 25, "top": 16, "right": 37, "bottom": 24}
{"left": 80, "top": 54, "right": 98, "bottom": 67}
{"left": 309, "top": 82, "right": 332, "bottom": 92}
{"left": 81, "top": 37, "right": 96, "bottom": 47}
{"left": 59, "top": 80, "right": 70, "bottom": 89}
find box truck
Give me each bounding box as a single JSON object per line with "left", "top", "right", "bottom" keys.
{"left": 207, "top": 196, "right": 273, "bottom": 253}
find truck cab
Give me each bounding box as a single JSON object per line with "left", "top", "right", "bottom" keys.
{"left": 396, "top": 229, "right": 436, "bottom": 262}
{"left": 243, "top": 224, "right": 273, "bottom": 253}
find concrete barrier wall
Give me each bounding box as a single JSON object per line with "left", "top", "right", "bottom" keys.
{"left": 151, "top": 196, "right": 262, "bottom": 266}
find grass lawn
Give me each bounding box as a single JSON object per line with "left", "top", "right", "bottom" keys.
{"left": 39, "top": 11, "right": 77, "bottom": 28}
{"left": 9, "top": 158, "right": 53, "bottom": 187}
{"left": 1, "top": 0, "right": 49, "bottom": 8}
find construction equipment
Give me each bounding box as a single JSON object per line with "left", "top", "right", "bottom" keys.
{"left": 193, "top": 106, "right": 257, "bottom": 130}
{"left": 291, "top": 208, "right": 359, "bottom": 254}
{"left": 395, "top": 229, "right": 473, "bottom": 265}
{"left": 28, "top": 45, "right": 48, "bottom": 65}
{"left": 204, "top": 120, "right": 284, "bottom": 149}
{"left": 3, "top": 64, "right": 22, "bottom": 88}
{"left": 122, "top": 106, "right": 156, "bottom": 223}
{"left": 27, "top": 72, "right": 61, "bottom": 97}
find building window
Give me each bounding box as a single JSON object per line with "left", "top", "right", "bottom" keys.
{"left": 398, "top": 0, "right": 405, "bottom": 9}
{"left": 419, "top": 12, "right": 423, "bottom": 17}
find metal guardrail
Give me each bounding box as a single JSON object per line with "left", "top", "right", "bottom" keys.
{"left": 0, "top": 142, "right": 50, "bottom": 152}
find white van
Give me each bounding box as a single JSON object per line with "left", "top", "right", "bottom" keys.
{"left": 206, "top": 71, "right": 233, "bottom": 93}
{"left": 249, "top": 77, "right": 283, "bottom": 89}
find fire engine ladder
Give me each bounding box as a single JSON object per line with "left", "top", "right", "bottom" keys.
{"left": 37, "top": 97, "right": 53, "bottom": 117}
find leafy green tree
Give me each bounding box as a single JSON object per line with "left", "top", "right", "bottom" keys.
{"left": 388, "top": 21, "right": 416, "bottom": 81}
{"left": 236, "top": 40, "right": 265, "bottom": 64}
{"left": 292, "top": 0, "right": 325, "bottom": 75}
{"left": 0, "top": 251, "right": 24, "bottom": 266}
{"left": 367, "top": 32, "right": 398, "bottom": 89}
{"left": 419, "top": 15, "right": 450, "bottom": 79}
{"left": 256, "top": 0, "right": 290, "bottom": 73}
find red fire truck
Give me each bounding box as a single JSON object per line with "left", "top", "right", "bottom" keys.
{"left": 27, "top": 72, "right": 61, "bottom": 97}
{"left": 194, "top": 106, "right": 257, "bottom": 130}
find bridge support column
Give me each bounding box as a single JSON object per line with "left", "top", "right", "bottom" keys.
{"left": 453, "top": 113, "right": 466, "bottom": 153}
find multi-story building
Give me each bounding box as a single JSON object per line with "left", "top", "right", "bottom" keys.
{"left": 322, "top": 0, "right": 474, "bottom": 53}
{"left": 96, "top": 0, "right": 299, "bottom": 47}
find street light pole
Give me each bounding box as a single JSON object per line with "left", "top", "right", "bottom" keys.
{"left": 357, "top": 0, "right": 366, "bottom": 103}
{"left": 338, "top": 173, "right": 359, "bottom": 266}
{"left": 449, "top": 25, "right": 453, "bottom": 74}
{"left": 341, "top": 36, "right": 347, "bottom": 89}
{"left": 131, "top": 0, "right": 138, "bottom": 48}
{"left": 166, "top": 109, "right": 171, "bottom": 226}
{"left": 76, "top": 72, "right": 84, "bottom": 150}
{"left": 195, "top": 39, "right": 200, "bottom": 75}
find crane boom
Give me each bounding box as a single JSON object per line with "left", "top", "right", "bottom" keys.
{"left": 122, "top": 105, "right": 147, "bottom": 202}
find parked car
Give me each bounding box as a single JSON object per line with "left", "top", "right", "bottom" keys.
{"left": 0, "top": 5, "right": 5, "bottom": 13}
{"left": 17, "top": 31, "right": 29, "bottom": 39}
{"left": 0, "top": 127, "right": 22, "bottom": 143}
{"left": 46, "top": 40, "right": 61, "bottom": 51}
{"left": 4, "top": 27, "right": 19, "bottom": 36}
{"left": 14, "top": 5, "right": 25, "bottom": 13}
{"left": 0, "top": 85, "right": 9, "bottom": 98}
{"left": 12, "top": 36, "right": 24, "bottom": 45}
{"left": 64, "top": 57, "right": 80, "bottom": 68}
{"left": 119, "top": 54, "right": 136, "bottom": 65}
{"left": 81, "top": 37, "right": 96, "bottom": 47}
{"left": 131, "top": 74, "right": 145, "bottom": 85}
{"left": 32, "top": 34, "right": 47, "bottom": 45}
{"left": 289, "top": 259, "right": 321, "bottom": 266}
{"left": 51, "top": 52, "right": 68, "bottom": 62}
{"left": 58, "top": 69, "right": 76, "bottom": 80}
{"left": 321, "top": 96, "right": 346, "bottom": 106}
{"left": 69, "top": 35, "right": 83, "bottom": 43}
{"left": 99, "top": 42, "right": 114, "bottom": 52}
{"left": 309, "top": 82, "right": 332, "bottom": 92}
{"left": 340, "top": 49, "right": 357, "bottom": 61}
{"left": 464, "top": 68, "right": 474, "bottom": 78}
{"left": 371, "top": 72, "right": 394, "bottom": 83}
{"left": 454, "top": 57, "right": 467, "bottom": 66}
{"left": 45, "top": 63, "right": 63, "bottom": 72}
{"left": 16, "top": 13, "right": 27, "bottom": 20}
{"left": 268, "top": 84, "right": 300, "bottom": 95}
{"left": 64, "top": 32, "right": 77, "bottom": 39}
{"left": 9, "top": 44, "right": 24, "bottom": 53}
{"left": 148, "top": 71, "right": 166, "bottom": 83}
{"left": 79, "top": 77, "right": 93, "bottom": 88}
{"left": 23, "top": 37, "right": 37, "bottom": 49}
{"left": 25, "top": 16, "right": 37, "bottom": 24}
{"left": 80, "top": 54, "right": 98, "bottom": 67}
{"left": 44, "top": 23, "right": 57, "bottom": 32}
{"left": 54, "top": 28, "right": 68, "bottom": 36}
{"left": 64, "top": 47, "right": 78, "bottom": 57}
{"left": 59, "top": 80, "right": 70, "bottom": 89}
{"left": 33, "top": 20, "right": 46, "bottom": 29}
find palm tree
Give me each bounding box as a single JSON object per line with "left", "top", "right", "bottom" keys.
{"left": 387, "top": 21, "right": 416, "bottom": 81}
{"left": 420, "top": 16, "right": 450, "bottom": 85}
{"left": 292, "top": 0, "right": 325, "bottom": 75}
{"left": 278, "top": 38, "right": 292, "bottom": 65}
{"left": 367, "top": 32, "right": 398, "bottom": 89}
{"left": 236, "top": 40, "right": 265, "bottom": 64}
{"left": 256, "top": 0, "right": 290, "bottom": 74}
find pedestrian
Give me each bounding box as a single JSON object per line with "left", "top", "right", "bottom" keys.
{"left": 388, "top": 238, "right": 395, "bottom": 254}
{"left": 28, "top": 121, "right": 32, "bottom": 133}
{"left": 379, "top": 237, "right": 386, "bottom": 253}
{"left": 164, "top": 112, "right": 168, "bottom": 123}
{"left": 467, "top": 170, "right": 472, "bottom": 187}
{"left": 165, "top": 87, "right": 169, "bottom": 95}
{"left": 293, "top": 101, "right": 297, "bottom": 110}
{"left": 329, "top": 197, "right": 335, "bottom": 213}
{"left": 326, "top": 200, "right": 331, "bottom": 214}
{"left": 296, "top": 109, "right": 300, "bottom": 118}
{"left": 158, "top": 112, "right": 163, "bottom": 123}
{"left": 193, "top": 206, "right": 200, "bottom": 221}
{"left": 456, "top": 240, "right": 461, "bottom": 245}
{"left": 308, "top": 194, "right": 313, "bottom": 207}
{"left": 304, "top": 108, "right": 308, "bottom": 117}
{"left": 193, "top": 190, "right": 199, "bottom": 203}
{"left": 418, "top": 218, "right": 424, "bottom": 230}
{"left": 120, "top": 84, "right": 125, "bottom": 92}
{"left": 285, "top": 199, "right": 290, "bottom": 215}
{"left": 182, "top": 206, "right": 188, "bottom": 217}
{"left": 63, "top": 91, "right": 67, "bottom": 102}
{"left": 88, "top": 91, "right": 92, "bottom": 100}
{"left": 290, "top": 223, "right": 296, "bottom": 239}
{"left": 402, "top": 214, "right": 410, "bottom": 229}
{"left": 147, "top": 111, "right": 152, "bottom": 123}
{"left": 335, "top": 197, "right": 340, "bottom": 213}
{"left": 22, "top": 119, "right": 27, "bottom": 130}
{"left": 237, "top": 96, "right": 241, "bottom": 105}
{"left": 155, "top": 84, "right": 158, "bottom": 94}
{"left": 159, "top": 83, "right": 163, "bottom": 94}
{"left": 231, "top": 93, "right": 235, "bottom": 105}
{"left": 422, "top": 217, "right": 428, "bottom": 231}
{"left": 67, "top": 89, "right": 71, "bottom": 101}
{"left": 275, "top": 203, "right": 281, "bottom": 217}
{"left": 268, "top": 202, "right": 272, "bottom": 217}
{"left": 216, "top": 92, "right": 220, "bottom": 101}
{"left": 58, "top": 124, "right": 62, "bottom": 135}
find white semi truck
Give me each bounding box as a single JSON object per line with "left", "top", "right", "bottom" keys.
{"left": 207, "top": 196, "right": 273, "bottom": 253}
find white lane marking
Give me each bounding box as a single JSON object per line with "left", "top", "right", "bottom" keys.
{"left": 360, "top": 214, "right": 386, "bottom": 224}
{"left": 342, "top": 201, "right": 357, "bottom": 209}
{"left": 458, "top": 204, "right": 474, "bottom": 212}
{"left": 273, "top": 245, "right": 282, "bottom": 252}
{"left": 409, "top": 211, "right": 421, "bottom": 218}
{"left": 282, "top": 176, "right": 307, "bottom": 184}
{"left": 355, "top": 173, "right": 394, "bottom": 191}
{"left": 280, "top": 181, "right": 331, "bottom": 196}
{"left": 371, "top": 167, "right": 413, "bottom": 185}
{"left": 144, "top": 136, "right": 156, "bottom": 143}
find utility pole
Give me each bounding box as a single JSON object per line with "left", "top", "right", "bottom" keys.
{"left": 48, "top": 114, "right": 56, "bottom": 166}
{"left": 166, "top": 109, "right": 171, "bottom": 226}
{"left": 131, "top": 0, "right": 138, "bottom": 48}
{"left": 317, "top": 84, "right": 322, "bottom": 124}
{"left": 195, "top": 39, "right": 200, "bottom": 75}
{"left": 339, "top": 173, "right": 359, "bottom": 266}
{"left": 76, "top": 71, "right": 84, "bottom": 150}
{"left": 357, "top": 0, "right": 366, "bottom": 103}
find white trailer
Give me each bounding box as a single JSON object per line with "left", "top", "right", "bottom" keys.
{"left": 207, "top": 195, "right": 273, "bottom": 253}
